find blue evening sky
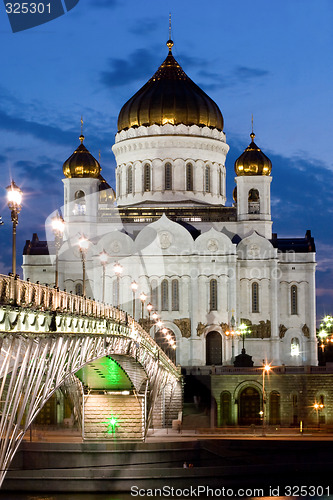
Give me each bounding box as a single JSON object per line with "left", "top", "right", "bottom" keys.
{"left": 0, "top": 0, "right": 332, "bottom": 319}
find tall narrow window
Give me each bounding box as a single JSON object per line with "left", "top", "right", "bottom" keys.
{"left": 210, "top": 279, "right": 218, "bottom": 311}
{"left": 144, "top": 163, "right": 151, "bottom": 192}
{"left": 291, "top": 285, "right": 297, "bottom": 315}
{"left": 186, "top": 162, "right": 193, "bottom": 191}
{"left": 127, "top": 165, "right": 133, "bottom": 194}
{"left": 74, "top": 190, "right": 86, "bottom": 215}
{"left": 172, "top": 279, "right": 179, "bottom": 311}
{"left": 75, "top": 283, "right": 83, "bottom": 296}
{"left": 150, "top": 279, "right": 158, "bottom": 310}
{"left": 252, "top": 282, "right": 259, "bottom": 313}
{"left": 291, "top": 337, "right": 300, "bottom": 356}
{"left": 219, "top": 169, "right": 223, "bottom": 196}
{"left": 164, "top": 162, "right": 172, "bottom": 190}
{"left": 161, "top": 279, "right": 169, "bottom": 311}
{"left": 205, "top": 165, "right": 210, "bottom": 193}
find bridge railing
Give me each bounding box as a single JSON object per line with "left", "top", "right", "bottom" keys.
{"left": 0, "top": 273, "right": 126, "bottom": 321}
{"left": 0, "top": 274, "right": 180, "bottom": 377}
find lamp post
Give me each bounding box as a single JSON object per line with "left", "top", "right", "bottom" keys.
{"left": 6, "top": 180, "right": 22, "bottom": 276}
{"left": 225, "top": 316, "right": 240, "bottom": 363}
{"left": 78, "top": 235, "right": 89, "bottom": 296}
{"left": 99, "top": 250, "right": 108, "bottom": 303}
{"left": 262, "top": 363, "right": 271, "bottom": 435}
{"left": 139, "top": 292, "right": 147, "bottom": 320}
{"left": 51, "top": 213, "right": 65, "bottom": 288}
{"left": 113, "top": 262, "right": 123, "bottom": 308}
{"left": 131, "top": 281, "right": 138, "bottom": 318}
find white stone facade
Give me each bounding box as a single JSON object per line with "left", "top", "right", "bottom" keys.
{"left": 23, "top": 127, "right": 317, "bottom": 370}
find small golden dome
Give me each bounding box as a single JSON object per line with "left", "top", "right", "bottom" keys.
{"left": 117, "top": 40, "right": 224, "bottom": 132}
{"left": 63, "top": 135, "right": 101, "bottom": 178}
{"left": 234, "top": 132, "right": 272, "bottom": 176}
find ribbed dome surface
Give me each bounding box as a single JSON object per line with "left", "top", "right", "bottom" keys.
{"left": 117, "top": 40, "right": 224, "bottom": 132}
{"left": 63, "top": 135, "right": 101, "bottom": 178}
{"left": 234, "top": 133, "right": 272, "bottom": 176}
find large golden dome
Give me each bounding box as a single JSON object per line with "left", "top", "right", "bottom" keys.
{"left": 117, "top": 40, "right": 224, "bottom": 132}
{"left": 63, "top": 135, "right": 101, "bottom": 178}
{"left": 234, "top": 132, "right": 272, "bottom": 176}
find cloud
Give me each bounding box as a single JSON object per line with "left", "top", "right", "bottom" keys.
{"left": 198, "top": 66, "right": 270, "bottom": 91}
{"left": 100, "top": 48, "right": 158, "bottom": 88}
{"left": 0, "top": 108, "right": 73, "bottom": 147}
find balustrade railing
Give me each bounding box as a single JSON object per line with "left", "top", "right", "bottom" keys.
{"left": 0, "top": 274, "right": 179, "bottom": 377}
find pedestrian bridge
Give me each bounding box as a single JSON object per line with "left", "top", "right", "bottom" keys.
{"left": 0, "top": 274, "right": 182, "bottom": 486}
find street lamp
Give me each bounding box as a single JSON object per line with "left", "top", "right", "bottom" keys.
{"left": 225, "top": 327, "right": 240, "bottom": 363}
{"left": 139, "top": 292, "right": 147, "bottom": 320}
{"left": 113, "top": 262, "right": 123, "bottom": 308}
{"left": 131, "top": 281, "right": 138, "bottom": 318}
{"left": 78, "top": 235, "right": 89, "bottom": 296}
{"left": 51, "top": 212, "right": 65, "bottom": 288}
{"left": 99, "top": 250, "right": 108, "bottom": 303}
{"left": 6, "top": 180, "right": 22, "bottom": 276}
{"left": 262, "top": 363, "right": 271, "bottom": 435}
{"left": 314, "top": 402, "right": 324, "bottom": 429}
{"left": 147, "top": 302, "right": 153, "bottom": 323}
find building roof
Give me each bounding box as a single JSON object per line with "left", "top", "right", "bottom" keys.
{"left": 271, "top": 230, "right": 315, "bottom": 253}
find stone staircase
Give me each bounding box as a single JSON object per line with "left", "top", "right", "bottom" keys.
{"left": 84, "top": 394, "right": 144, "bottom": 440}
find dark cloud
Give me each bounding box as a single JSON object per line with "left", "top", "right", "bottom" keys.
{"left": 100, "top": 48, "right": 158, "bottom": 88}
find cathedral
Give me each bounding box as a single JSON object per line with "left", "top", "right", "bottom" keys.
{"left": 23, "top": 38, "right": 328, "bottom": 428}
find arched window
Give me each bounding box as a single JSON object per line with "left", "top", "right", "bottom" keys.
{"left": 206, "top": 331, "right": 222, "bottom": 365}
{"left": 209, "top": 279, "right": 218, "bottom": 311}
{"left": 143, "top": 163, "right": 151, "bottom": 192}
{"left": 150, "top": 279, "right": 158, "bottom": 310}
{"left": 291, "top": 285, "right": 298, "bottom": 315}
{"left": 164, "top": 162, "right": 172, "bottom": 190}
{"left": 161, "top": 279, "right": 169, "bottom": 311}
{"left": 291, "top": 337, "right": 300, "bottom": 356}
{"left": 75, "top": 283, "right": 83, "bottom": 296}
{"left": 127, "top": 165, "right": 133, "bottom": 194}
{"left": 248, "top": 189, "right": 260, "bottom": 214}
{"left": 74, "top": 190, "right": 86, "bottom": 215}
{"left": 186, "top": 162, "right": 193, "bottom": 191}
{"left": 205, "top": 165, "right": 210, "bottom": 193}
{"left": 171, "top": 279, "right": 179, "bottom": 311}
{"left": 252, "top": 282, "right": 259, "bottom": 313}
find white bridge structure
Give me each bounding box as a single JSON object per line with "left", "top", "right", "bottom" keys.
{"left": 0, "top": 274, "right": 182, "bottom": 487}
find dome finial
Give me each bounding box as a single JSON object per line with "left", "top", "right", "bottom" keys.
{"left": 79, "top": 116, "right": 84, "bottom": 143}
{"left": 167, "top": 13, "right": 174, "bottom": 53}
{"left": 250, "top": 114, "right": 255, "bottom": 141}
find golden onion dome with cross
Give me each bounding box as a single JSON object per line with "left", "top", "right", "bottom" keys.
{"left": 117, "top": 39, "right": 224, "bottom": 132}
{"left": 63, "top": 135, "right": 101, "bottom": 178}
{"left": 234, "top": 132, "right": 272, "bottom": 176}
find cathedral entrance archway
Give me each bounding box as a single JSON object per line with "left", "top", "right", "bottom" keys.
{"left": 238, "top": 386, "right": 260, "bottom": 425}
{"left": 155, "top": 329, "right": 176, "bottom": 364}
{"left": 206, "top": 331, "right": 222, "bottom": 365}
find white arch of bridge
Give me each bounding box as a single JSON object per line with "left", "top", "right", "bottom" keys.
{"left": 0, "top": 275, "right": 181, "bottom": 487}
